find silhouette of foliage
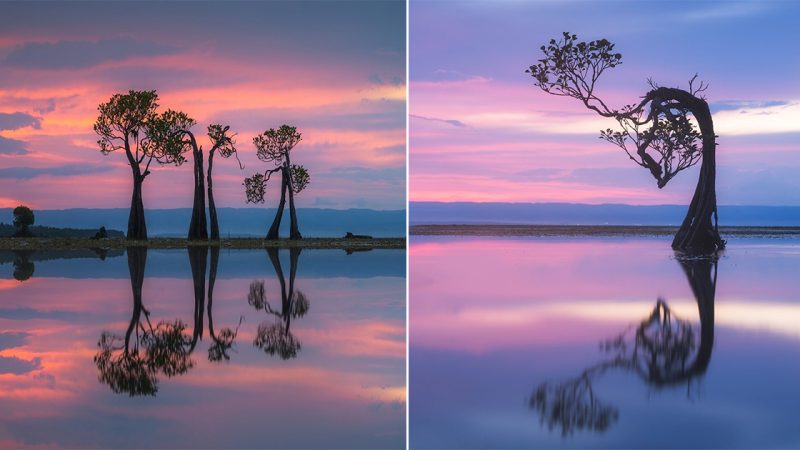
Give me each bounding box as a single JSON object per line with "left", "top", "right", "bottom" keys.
{"left": 12, "top": 205, "right": 34, "bottom": 237}
{"left": 253, "top": 125, "right": 301, "bottom": 165}
{"left": 290, "top": 164, "right": 310, "bottom": 194}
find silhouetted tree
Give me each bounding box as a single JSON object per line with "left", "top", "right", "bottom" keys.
{"left": 146, "top": 110, "right": 209, "bottom": 240}
{"left": 244, "top": 125, "right": 310, "bottom": 240}
{"left": 248, "top": 248, "right": 309, "bottom": 359}
{"left": 530, "top": 254, "right": 717, "bottom": 434}
{"left": 12, "top": 205, "right": 34, "bottom": 237}
{"left": 94, "top": 247, "right": 194, "bottom": 396}
{"left": 528, "top": 33, "right": 725, "bottom": 254}
{"left": 94, "top": 91, "right": 187, "bottom": 240}
{"left": 206, "top": 125, "right": 242, "bottom": 241}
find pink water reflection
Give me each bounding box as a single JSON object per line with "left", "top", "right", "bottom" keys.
{"left": 0, "top": 250, "right": 405, "bottom": 449}
{"left": 410, "top": 237, "right": 800, "bottom": 353}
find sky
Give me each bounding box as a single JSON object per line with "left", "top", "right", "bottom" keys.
{"left": 0, "top": 1, "right": 405, "bottom": 211}
{"left": 410, "top": 0, "right": 800, "bottom": 206}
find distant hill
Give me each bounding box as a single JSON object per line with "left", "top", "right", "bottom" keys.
{"left": 410, "top": 202, "right": 800, "bottom": 226}
{"left": 0, "top": 207, "right": 405, "bottom": 237}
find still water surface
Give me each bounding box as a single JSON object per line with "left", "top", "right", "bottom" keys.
{"left": 410, "top": 236, "right": 800, "bottom": 449}
{"left": 0, "top": 247, "right": 405, "bottom": 449}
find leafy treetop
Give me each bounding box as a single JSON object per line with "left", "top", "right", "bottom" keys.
{"left": 253, "top": 125, "right": 302, "bottom": 165}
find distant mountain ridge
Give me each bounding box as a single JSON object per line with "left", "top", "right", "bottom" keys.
{"left": 0, "top": 207, "right": 405, "bottom": 237}
{"left": 410, "top": 202, "right": 800, "bottom": 226}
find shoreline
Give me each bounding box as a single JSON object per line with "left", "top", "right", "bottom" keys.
{"left": 410, "top": 224, "right": 800, "bottom": 237}
{"left": 0, "top": 237, "right": 406, "bottom": 251}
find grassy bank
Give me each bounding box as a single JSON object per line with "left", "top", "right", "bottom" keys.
{"left": 0, "top": 237, "right": 405, "bottom": 250}
{"left": 410, "top": 224, "right": 800, "bottom": 237}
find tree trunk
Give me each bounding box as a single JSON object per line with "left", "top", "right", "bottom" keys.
{"left": 128, "top": 173, "right": 147, "bottom": 240}
{"left": 266, "top": 167, "right": 288, "bottom": 240}
{"left": 285, "top": 164, "right": 302, "bottom": 240}
{"left": 287, "top": 184, "right": 302, "bottom": 240}
{"left": 649, "top": 88, "right": 725, "bottom": 255}
{"left": 188, "top": 146, "right": 208, "bottom": 241}
{"left": 187, "top": 245, "right": 208, "bottom": 352}
{"left": 207, "top": 149, "right": 220, "bottom": 241}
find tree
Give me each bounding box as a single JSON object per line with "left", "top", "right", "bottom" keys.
{"left": 244, "top": 125, "right": 310, "bottom": 240}
{"left": 206, "top": 124, "right": 241, "bottom": 241}
{"left": 146, "top": 109, "right": 210, "bottom": 240}
{"left": 528, "top": 32, "right": 725, "bottom": 255}
{"left": 12, "top": 205, "right": 34, "bottom": 237}
{"left": 148, "top": 115, "right": 241, "bottom": 241}
{"left": 94, "top": 91, "right": 187, "bottom": 240}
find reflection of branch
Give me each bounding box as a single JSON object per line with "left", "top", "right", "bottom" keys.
{"left": 208, "top": 246, "right": 242, "bottom": 363}
{"left": 94, "top": 247, "right": 195, "bottom": 396}
{"left": 251, "top": 248, "right": 308, "bottom": 360}
{"left": 531, "top": 373, "right": 619, "bottom": 436}
{"left": 530, "top": 256, "right": 717, "bottom": 435}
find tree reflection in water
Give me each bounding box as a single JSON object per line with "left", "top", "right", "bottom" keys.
{"left": 207, "top": 246, "right": 242, "bottom": 362}
{"left": 94, "top": 247, "right": 194, "bottom": 396}
{"left": 95, "top": 245, "right": 309, "bottom": 395}
{"left": 531, "top": 255, "right": 718, "bottom": 436}
{"left": 12, "top": 250, "right": 34, "bottom": 281}
{"left": 249, "top": 247, "right": 309, "bottom": 360}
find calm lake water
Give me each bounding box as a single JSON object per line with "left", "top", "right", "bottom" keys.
{"left": 0, "top": 247, "right": 406, "bottom": 449}
{"left": 410, "top": 236, "right": 800, "bottom": 449}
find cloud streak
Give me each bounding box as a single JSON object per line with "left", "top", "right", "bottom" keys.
{"left": 4, "top": 36, "right": 177, "bottom": 70}
{"left": 0, "top": 164, "right": 113, "bottom": 180}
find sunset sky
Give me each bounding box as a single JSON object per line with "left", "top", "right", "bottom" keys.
{"left": 0, "top": 1, "right": 405, "bottom": 210}
{"left": 410, "top": 0, "right": 800, "bottom": 205}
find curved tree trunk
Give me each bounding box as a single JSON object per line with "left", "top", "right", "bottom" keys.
{"left": 677, "top": 255, "right": 716, "bottom": 375}
{"left": 283, "top": 156, "right": 302, "bottom": 240}
{"left": 267, "top": 247, "right": 291, "bottom": 332}
{"left": 648, "top": 88, "right": 725, "bottom": 255}
{"left": 207, "top": 149, "right": 220, "bottom": 241}
{"left": 287, "top": 183, "right": 302, "bottom": 240}
{"left": 187, "top": 245, "right": 208, "bottom": 352}
{"left": 188, "top": 145, "right": 208, "bottom": 241}
{"left": 128, "top": 172, "right": 147, "bottom": 240}
{"left": 266, "top": 167, "right": 288, "bottom": 240}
